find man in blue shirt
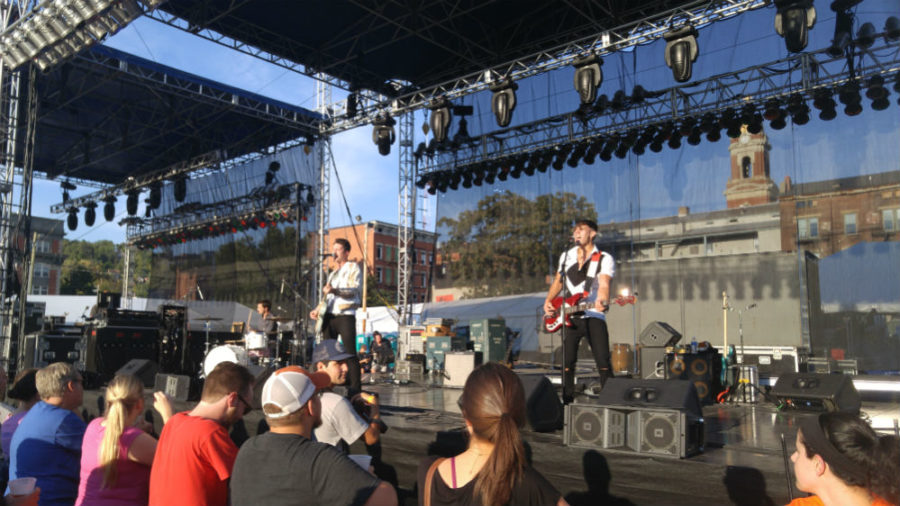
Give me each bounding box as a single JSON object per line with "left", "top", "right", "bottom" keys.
{"left": 9, "top": 362, "right": 86, "bottom": 506}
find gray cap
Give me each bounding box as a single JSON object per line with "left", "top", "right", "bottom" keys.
{"left": 312, "top": 339, "right": 354, "bottom": 364}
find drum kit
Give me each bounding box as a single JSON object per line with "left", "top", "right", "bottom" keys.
{"left": 197, "top": 315, "right": 297, "bottom": 378}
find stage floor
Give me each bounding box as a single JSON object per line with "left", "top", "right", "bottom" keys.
{"left": 81, "top": 372, "right": 900, "bottom": 506}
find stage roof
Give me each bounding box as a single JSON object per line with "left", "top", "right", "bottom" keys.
{"left": 19, "top": 45, "right": 322, "bottom": 185}
{"left": 159, "top": 0, "right": 701, "bottom": 96}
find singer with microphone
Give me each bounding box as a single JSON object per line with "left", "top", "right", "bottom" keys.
{"left": 309, "top": 238, "right": 363, "bottom": 396}
{"left": 542, "top": 219, "right": 615, "bottom": 404}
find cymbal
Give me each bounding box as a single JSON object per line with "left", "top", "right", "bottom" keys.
{"left": 266, "top": 316, "right": 295, "bottom": 322}
{"left": 194, "top": 316, "right": 223, "bottom": 322}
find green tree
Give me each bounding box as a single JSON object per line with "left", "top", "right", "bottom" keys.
{"left": 437, "top": 191, "right": 597, "bottom": 298}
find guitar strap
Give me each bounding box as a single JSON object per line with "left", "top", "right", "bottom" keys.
{"left": 583, "top": 250, "right": 602, "bottom": 298}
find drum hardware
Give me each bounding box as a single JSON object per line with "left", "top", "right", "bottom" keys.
{"left": 202, "top": 344, "right": 263, "bottom": 378}
{"left": 193, "top": 316, "right": 223, "bottom": 354}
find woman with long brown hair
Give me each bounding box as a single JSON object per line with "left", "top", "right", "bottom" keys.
{"left": 417, "top": 363, "right": 568, "bottom": 506}
{"left": 788, "top": 412, "right": 899, "bottom": 506}
{"left": 75, "top": 374, "right": 173, "bottom": 506}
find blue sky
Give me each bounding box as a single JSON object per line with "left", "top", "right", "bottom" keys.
{"left": 28, "top": 0, "right": 900, "bottom": 243}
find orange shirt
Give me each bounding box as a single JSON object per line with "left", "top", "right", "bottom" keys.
{"left": 787, "top": 495, "right": 894, "bottom": 506}
{"left": 148, "top": 413, "right": 238, "bottom": 506}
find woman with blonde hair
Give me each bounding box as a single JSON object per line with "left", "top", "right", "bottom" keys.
{"left": 417, "top": 363, "right": 568, "bottom": 506}
{"left": 75, "top": 374, "right": 173, "bottom": 506}
{"left": 788, "top": 412, "right": 899, "bottom": 506}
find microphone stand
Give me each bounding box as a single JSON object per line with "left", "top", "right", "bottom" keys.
{"left": 287, "top": 255, "right": 329, "bottom": 366}
{"left": 559, "top": 242, "right": 573, "bottom": 402}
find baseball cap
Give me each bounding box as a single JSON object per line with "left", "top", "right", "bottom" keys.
{"left": 260, "top": 366, "right": 331, "bottom": 418}
{"left": 312, "top": 339, "right": 354, "bottom": 364}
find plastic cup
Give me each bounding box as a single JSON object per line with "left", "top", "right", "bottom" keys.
{"left": 8, "top": 477, "right": 36, "bottom": 496}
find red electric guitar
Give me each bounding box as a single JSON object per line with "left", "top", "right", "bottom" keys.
{"left": 543, "top": 292, "right": 637, "bottom": 333}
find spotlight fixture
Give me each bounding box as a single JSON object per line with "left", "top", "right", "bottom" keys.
{"left": 490, "top": 80, "right": 518, "bottom": 128}
{"left": 573, "top": 54, "right": 603, "bottom": 106}
{"left": 700, "top": 113, "right": 720, "bottom": 142}
{"left": 67, "top": 208, "right": 78, "bottom": 231}
{"left": 148, "top": 183, "right": 161, "bottom": 209}
{"left": 838, "top": 80, "right": 863, "bottom": 116}
{"left": 856, "top": 22, "right": 876, "bottom": 49}
{"left": 885, "top": 17, "right": 900, "bottom": 41}
{"left": 346, "top": 92, "right": 358, "bottom": 118}
{"left": 372, "top": 113, "right": 396, "bottom": 156}
{"left": 452, "top": 117, "right": 471, "bottom": 147}
{"left": 306, "top": 188, "right": 316, "bottom": 206}
{"left": 721, "top": 108, "right": 743, "bottom": 138}
{"left": 429, "top": 99, "right": 452, "bottom": 143}
{"left": 631, "top": 85, "right": 648, "bottom": 104}
{"left": 126, "top": 190, "right": 139, "bottom": 216}
{"left": 686, "top": 125, "right": 703, "bottom": 146}
{"left": 813, "top": 87, "right": 838, "bottom": 120}
{"left": 174, "top": 176, "right": 187, "bottom": 202}
{"left": 827, "top": 3, "right": 857, "bottom": 58}
{"left": 865, "top": 75, "right": 890, "bottom": 111}
{"left": 664, "top": 25, "right": 699, "bottom": 83}
{"left": 774, "top": 0, "right": 816, "bottom": 53}
{"left": 567, "top": 143, "right": 587, "bottom": 167}
{"left": 594, "top": 94, "right": 610, "bottom": 114}
{"left": 611, "top": 90, "right": 627, "bottom": 111}
{"left": 83, "top": 202, "right": 97, "bottom": 227}
{"left": 787, "top": 93, "right": 810, "bottom": 125}
{"left": 667, "top": 131, "right": 683, "bottom": 150}
{"left": 103, "top": 196, "right": 116, "bottom": 221}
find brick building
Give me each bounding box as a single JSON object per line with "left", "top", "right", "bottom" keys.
{"left": 13, "top": 215, "right": 66, "bottom": 295}
{"left": 325, "top": 221, "right": 437, "bottom": 304}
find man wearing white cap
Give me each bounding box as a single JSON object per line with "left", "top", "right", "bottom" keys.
{"left": 230, "top": 366, "right": 396, "bottom": 506}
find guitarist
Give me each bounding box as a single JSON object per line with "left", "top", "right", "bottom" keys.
{"left": 309, "top": 238, "right": 363, "bottom": 396}
{"left": 542, "top": 219, "right": 615, "bottom": 404}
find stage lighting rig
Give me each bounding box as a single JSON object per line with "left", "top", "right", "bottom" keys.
{"left": 886, "top": 17, "right": 900, "bottom": 41}
{"left": 787, "top": 93, "right": 811, "bottom": 125}
{"left": 827, "top": 0, "right": 860, "bottom": 58}
{"left": 67, "top": 208, "right": 78, "bottom": 231}
{"left": 838, "top": 80, "right": 863, "bottom": 116}
{"left": 573, "top": 54, "right": 603, "bottom": 107}
{"left": 774, "top": 0, "right": 816, "bottom": 53}
{"left": 372, "top": 113, "right": 396, "bottom": 156}
{"left": 813, "top": 88, "right": 838, "bottom": 120}
{"left": 126, "top": 190, "right": 140, "bottom": 216}
{"left": 490, "top": 80, "right": 518, "bottom": 127}
{"left": 721, "top": 108, "right": 743, "bottom": 138}
{"left": 103, "top": 196, "right": 116, "bottom": 222}
{"left": 865, "top": 75, "right": 890, "bottom": 110}
{"left": 664, "top": 26, "right": 699, "bottom": 83}
{"left": 83, "top": 202, "right": 97, "bottom": 227}
{"left": 452, "top": 117, "right": 472, "bottom": 148}
{"left": 429, "top": 99, "right": 452, "bottom": 143}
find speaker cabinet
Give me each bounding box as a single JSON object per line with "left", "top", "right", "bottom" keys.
{"left": 116, "top": 359, "right": 158, "bottom": 387}
{"left": 518, "top": 374, "right": 563, "bottom": 432}
{"left": 773, "top": 373, "right": 861, "bottom": 414}
{"left": 638, "top": 345, "right": 666, "bottom": 379}
{"left": 154, "top": 373, "right": 191, "bottom": 401}
{"left": 595, "top": 378, "right": 703, "bottom": 417}
{"left": 639, "top": 321, "right": 682, "bottom": 347}
{"left": 665, "top": 351, "right": 723, "bottom": 405}
{"left": 626, "top": 408, "right": 702, "bottom": 458}
{"left": 565, "top": 405, "right": 626, "bottom": 449}
{"left": 444, "top": 352, "right": 481, "bottom": 388}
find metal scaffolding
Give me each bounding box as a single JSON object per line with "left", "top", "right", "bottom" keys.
{"left": 314, "top": 77, "right": 333, "bottom": 305}
{"left": 397, "top": 111, "right": 414, "bottom": 324}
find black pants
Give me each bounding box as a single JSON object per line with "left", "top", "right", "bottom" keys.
{"left": 323, "top": 313, "right": 361, "bottom": 395}
{"left": 562, "top": 316, "right": 613, "bottom": 402}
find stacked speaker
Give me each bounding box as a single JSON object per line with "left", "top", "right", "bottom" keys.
{"left": 637, "top": 321, "right": 681, "bottom": 378}
{"left": 564, "top": 378, "right": 704, "bottom": 458}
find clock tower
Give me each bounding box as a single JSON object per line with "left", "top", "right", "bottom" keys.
{"left": 724, "top": 126, "right": 778, "bottom": 208}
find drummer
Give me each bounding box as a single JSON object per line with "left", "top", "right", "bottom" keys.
{"left": 253, "top": 299, "right": 278, "bottom": 338}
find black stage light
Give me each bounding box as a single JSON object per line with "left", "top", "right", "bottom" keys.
{"left": 667, "top": 131, "right": 683, "bottom": 150}
{"left": 472, "top": 168, "right": 484, "bottom": 186}
{"left": 740, "top": 103, "right": 757, "bottom": 125}
{"left": 631, "top": 85, "right": 647, "bottom": 104}
{"left": 524, "top": 153, "right": 539, "bottom": 176}
{"left": 774, "top": 0, "right": 816, "bottom": 53}
{"left": 126, "top": 190, "right": 139, "bottom": 216}
{"left": 594, "top": 94, "right": 610, "bottom": 114}
{"left": 885, "top": 16, "right": 900, "bottom": 41}
{"left": 856, "top": 22, "right": 876, "bottom": 49}
{"left": 447, "top": 172, "right": 460, "bottom": 191}
{"left": 573, "top": 54, "right": 603, "bottom": 106}
{"left": 426, "top": 182, "right": 437, "bottom": 195}
{"left": 746, "top": 112, "right": 764, "bottom": 134}
{"left": 174, "top": 176, "right": 187, "bottom": 202}
{"left": 460, "top": 171, "right": 472, "bottom": 189}
{"left": 67, "top": 208, "right": 78, "bottom": 231}
{"left": 838, "top": 80, "right": 863, "bottom": 116}
{"left": 770, "top": 114, "right": 788, "bottom": 130}
{"left": 865, "top": 75, "right": 890, "bottom": 111}
{"left": 429, "top": 99, "right": 452, "bottom": 143}
{"left": 148, "top": 184, "right": 161, "bottom": 209}
{"left": 415, "top": 176, "right": 428, "bottom": 189}
{"left": 788, "top": 93, "right": 810, "bottom": 125}
{"left": 827, "top": 4, "right": 857, "bottom": 58}
{"left": 483, "top": 167, "right": 496, "bottom": 184}
{"left": 103, "top": 196, "right": 116, "bottom": 222}
{"left": 679, "top": 117, "right": 696, "bottom": 137}
{"left": 664, "top": 26, "right": 699, "bottom": 83}
{"left": 265, "top": 171, "right": 275, "bottom": 185}
{"left": 490, "top": 80, "right": 518, "bottom": 127}
{"left": 687, "top": 126, "right": 703, "bottom": 146}
{"left": 721, "top": 108, "right": 743, "bottom": 138}
{"left": 497, "top": 166, "right": 509, "bottom": 181}
{"left": 372, "top": 114, "right": 396, "bottom": 156}
{"left": 83, "top": 202, "right": 96, "bottom": 227}
{"left": 611, "top": 90, "right": 628, "bottom": 110}
{"left": 269, "top": 161, "right": 281, "bottom": 173}
{"left": 763, "top": 99, "right": 784, "bottom": 121}
{"left": 145, "top": 201, "right": 152, "bottom": 218}
{"left": 813, "top": 87, "right": 838, "bottom": 120}
{"left": 453, "top": 117, "right": 471, "bottom": 147}
{"left": 346, "top": 92, "right": 358, "bottom": 118}
{"left": 567, "top": 143, "right": 587, "bottom": 167}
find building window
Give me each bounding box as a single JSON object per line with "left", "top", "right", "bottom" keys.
{"left": 883, "top": 209, "right": 898, "bottom": 232}
{"left": 798, "top": 217, "right": 819, "bottom": 239}
{"left": 386, "top": 268, "right": 392, "bottom": 285}
{"left": 705, "top": 241, "right": 713, "bottom": 255}
{"left": 35, "top": 240, "right": 51, "bottom": 254}
{"left": 428, "top": 253, "right": 433, "bottom": 264}
{"left": 741, "top": 156, "right": 752, "bottom": 178}
{"left": 419, "top": 250, "right": 427, "bottom": 265}
{"left": 844, "top": 213, "right": 857, "bottom": 235}
{"left": 31, "top": 285, "right": 48, "bottom": 295}
{"left": 376, "top": 244, "right": 383, "bottom": 260}
{"left": 34, "top": 262, "right": 50, "bottom": 278}
{"left": 376, "top": 267, "right": 383, "bottom": 283}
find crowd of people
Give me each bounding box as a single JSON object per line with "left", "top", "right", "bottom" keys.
{"left": 0, "top": 349, "right": 897, "bottom": 506}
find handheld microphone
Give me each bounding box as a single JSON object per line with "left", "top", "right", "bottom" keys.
{"left": 197, "top": 285, "right": 204, "bottom": 301}
{"left": 320, "top": 253, "right": 334, "bottom": 257}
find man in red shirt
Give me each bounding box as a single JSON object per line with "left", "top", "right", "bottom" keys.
{"left": 149, "top": 361, "right": 255, "bottom": 506}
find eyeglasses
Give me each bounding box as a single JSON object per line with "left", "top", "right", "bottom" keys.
{"left": 237, "top": 394, "right": 254, "bottom": 413}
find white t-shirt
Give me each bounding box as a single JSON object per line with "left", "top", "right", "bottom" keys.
{"left": 313, "top": 391, "right": 368, "bottom": 448}
{"left": 556, "top": 245, "right": 615, "bottom": 320}
{"left": 325, "top": 262, "right": 362, "bottom": 316}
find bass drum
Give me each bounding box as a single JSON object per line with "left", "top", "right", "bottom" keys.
{"left": 202, "top": 345, "right": 249, "bottom": 378}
